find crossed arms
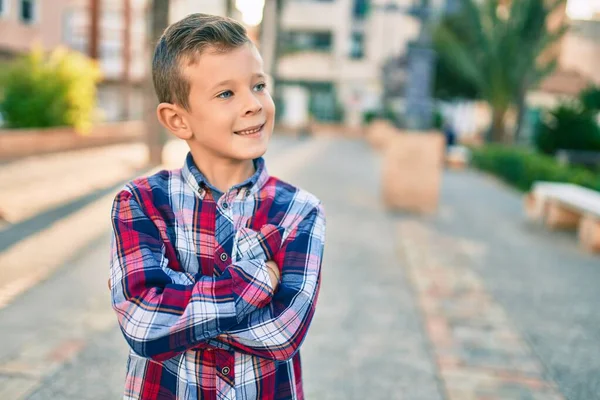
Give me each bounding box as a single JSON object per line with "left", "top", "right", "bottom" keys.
{"left": 109, "top": 189, "right": 326, "bottom": 362}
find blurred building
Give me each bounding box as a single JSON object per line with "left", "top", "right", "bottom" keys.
{"left": 64, "top": 0, "right": 225, "bottom": 84}
{"left": 0, "top": 0, "right": 71, "bottom": 59}
{"left": 62, "top": 0, "right": 224, "bottom": 121}
{"left": 531, "top": 5, "right": 600, "bottom": 108}
{"left": 559, "top": 18, "right": 600, "bottom": 86}
{"left": 271, "top": 0, "right": 447, "bottom": 129}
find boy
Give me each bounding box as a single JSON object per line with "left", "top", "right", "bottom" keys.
{"left": 109, "top": 13, "right": 326, "bottom": 400}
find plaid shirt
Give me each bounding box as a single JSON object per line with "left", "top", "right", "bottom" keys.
{"left": 109, "top": 153, "right": 326, "bottom": 400}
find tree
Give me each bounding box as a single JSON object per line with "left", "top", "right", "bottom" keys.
{"left": 433, "top": 13, "right": 480, "bottom": 101}
{"left": 580, "top": 85, "right": 600, "bottom": 112}
{"left": 259, "top": 0, "right": 284, "bottom": 117}
{"left": 145, "top": 0, "right": 170, "bottom": 165}
{"left": 225, "top": 0, "right": 235, "bottom": 17}
{"left": 435, "top": 0, "right": 567, "bottom": 143}
{"left": 510, "top": 0, "right": 567, "bottom": 142}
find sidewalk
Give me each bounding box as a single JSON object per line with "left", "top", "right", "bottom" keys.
{"left": 0, "top": 135, "right": 598, "bottom": 399}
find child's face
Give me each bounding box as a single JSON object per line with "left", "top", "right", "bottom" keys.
{"left": 180, "top": 43, "right": 275, "bottom": 163}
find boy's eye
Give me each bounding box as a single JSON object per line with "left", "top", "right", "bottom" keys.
{"left": 217, "top": 90, "right": 233, "bottom": 99}
{"left": 254, "top": 83, "right": 266, "bottom": 92}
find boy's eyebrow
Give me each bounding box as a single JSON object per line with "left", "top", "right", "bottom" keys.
{"left": 209, "top": 73, "right": 267, "bottom": 92}
{"left": 210, "top": 79, "right": 234, "bottom": 91}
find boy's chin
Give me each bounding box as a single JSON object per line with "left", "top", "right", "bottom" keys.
{"left": 230, "top": 142, "right": 268, "bottom": 161}
{"left": 231, "top": 135, "right": 270, "bottom": 160}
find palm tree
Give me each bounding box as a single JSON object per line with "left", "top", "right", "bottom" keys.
{"left": 435, "top": 0, "right": 567, "bottom": 143}
{"left": 510, "top": 0, "right": 568, "bottom": 142}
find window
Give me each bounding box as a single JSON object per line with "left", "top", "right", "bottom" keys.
{"left": 349, "top": 32, "right": 365, "bottom": 59}
{"left": 283, "top": 31, "right": 333, "bottom": 53}
{"left": 20, "top": 0, "right": 37, "bottom": 24}
{"left": 352, "top": 0, "right": 369, "bottom": 20}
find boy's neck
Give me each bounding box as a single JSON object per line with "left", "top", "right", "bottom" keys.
{"left": 189, "top": 149, "right": 256, "bottom": 194}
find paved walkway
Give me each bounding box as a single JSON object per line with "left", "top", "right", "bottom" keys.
{"left": 419, "top": 170, "right": 600, "bottom": 400}
{"left": 0, "top": 136, "right": 599, "bottom": 399}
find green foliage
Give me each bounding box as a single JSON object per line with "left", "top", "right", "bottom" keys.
{"left": 362, "top": 110, "right": 378, "bottom": 125}
{"left": 362, "top": 108, "right": 398, "bottom": 125}
{"left": 471, "top": 144, "right": 600, "bottom": 192}
{"left": 0, "top": 46, "right": 102, "bottom": 133}
{"left": 533, "top": 102, "right": 600, "bottom": 155}
{"left": 580, "top": 85, "right": 600, "bottom": 112}
{"left": 433, "top": 109, "right": 444, "bottom": 129}
{"left": 433, "top": 13, "right": 481, "bottom": 100}
{"left": 434, "top": 0, "right": 566, "bottom": 142}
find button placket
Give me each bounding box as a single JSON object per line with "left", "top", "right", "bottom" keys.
{"left": 220, "top": 192, "right": 235, "bottom": 211}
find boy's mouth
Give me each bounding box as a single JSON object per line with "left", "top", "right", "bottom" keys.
{"left": 234, "top": 123, "right": 265, "bottom": 136}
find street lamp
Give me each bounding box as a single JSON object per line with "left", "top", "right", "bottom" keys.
{"left": 404, "top": 0, "right": 437, "bottom": 130}
{"left": 376, "top": 0, "right": 438, "bottom": 131}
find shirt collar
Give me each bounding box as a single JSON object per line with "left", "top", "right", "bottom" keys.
{"left": 182, "top": 152, "right": 269, "bottom": 200}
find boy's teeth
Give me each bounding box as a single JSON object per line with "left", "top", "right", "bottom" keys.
{"left": 237, "top": 126, "right": 261, "bottom": 135}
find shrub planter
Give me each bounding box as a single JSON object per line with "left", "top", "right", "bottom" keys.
{"left": 0, "top": 121, "right": 145, "bottom": 160}
{"left": 365, "top": 119, "right": 397, "bottom": 151}
{"left": 308, "top": 122, "right": 362, "bottom": 138}
{"left": 382, "top": 131, "right": 445, "bottom": 214}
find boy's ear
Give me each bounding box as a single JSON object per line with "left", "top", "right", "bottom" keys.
{"left": 156, "top": 103, "right": 193, "bottom": 140}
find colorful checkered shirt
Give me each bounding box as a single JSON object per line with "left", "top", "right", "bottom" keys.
{"left": 109, "top": 153, "right": 326, "bottom": 400}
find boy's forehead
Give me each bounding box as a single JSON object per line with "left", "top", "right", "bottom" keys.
{"left": 182, "top": 45, "right": 264, "bottom": 90}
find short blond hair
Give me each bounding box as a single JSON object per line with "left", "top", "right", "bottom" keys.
{"left": 152, "top": 13, "right": 250, "bottom": 110}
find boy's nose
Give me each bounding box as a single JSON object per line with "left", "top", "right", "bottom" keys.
{"left": 243, "top": 95, "right": 263, "bottom": 116}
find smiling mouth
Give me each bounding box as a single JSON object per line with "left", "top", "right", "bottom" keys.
{"left": 234, "top": 123, "right": 265, "bottom": 136}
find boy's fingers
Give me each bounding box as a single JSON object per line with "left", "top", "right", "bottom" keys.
{"left": 266, "top": 260, "right": 281, "bottom": 280}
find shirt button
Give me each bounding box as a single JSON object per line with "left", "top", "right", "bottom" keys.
{"left": 222, "top": 366, "right": 230, "bottom": 375}
{"left": 220, "top": 253, "right": 228, "bottom": 262}
{"left": 222, "top": 202, "right": 229, "bottom": 209}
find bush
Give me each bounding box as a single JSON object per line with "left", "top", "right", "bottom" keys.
{"left": 0, "top": 46, "right": 102, "bottom": 133}
{"left": 580, "top": 85, "right": 600, "bottom": 112}
{"left": 533, "top": 102, "right": 600, "bottom": 155}
{"left": 362, "top": 110, "right": 378, "bottom": 125}
{"left": 471, "top": 145, "right": 600, "bottom": 192}
{"left": 362, "top": 108, "right": 398, "bottom": 125}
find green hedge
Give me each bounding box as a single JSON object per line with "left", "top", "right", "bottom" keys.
{"left": 470, "top": 145, "right": 600, "bottom": 192}
{"left": 0, "top": 46, "right": 101, "bottom": 133}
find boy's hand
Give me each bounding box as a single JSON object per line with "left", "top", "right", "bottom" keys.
{"left": 265, "top": 260, "right": 281, "bottom": 291}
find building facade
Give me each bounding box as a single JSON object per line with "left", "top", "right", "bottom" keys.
{"left": 269, "top": 0, "right": 453, "bottom": 128}
{"left": 0, "top": 0, "right": 71, "bottom": 58}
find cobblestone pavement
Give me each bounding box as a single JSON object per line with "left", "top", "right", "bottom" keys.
{"left": 1, "top": 136, "right": 599, "bottom": 399}
{"left": 412, "top": 170, "right": 600, "bottom": 400}
{"left": 398, "top": 220, "right": 563, "bottom": 400}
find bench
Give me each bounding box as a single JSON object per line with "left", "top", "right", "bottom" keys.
{"left": 524, "top": 181, "right": 600, "bottom": 253}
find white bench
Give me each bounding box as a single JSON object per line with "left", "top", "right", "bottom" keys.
{"left": 524, "top": 181, "right": 600, "bottom": 253}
